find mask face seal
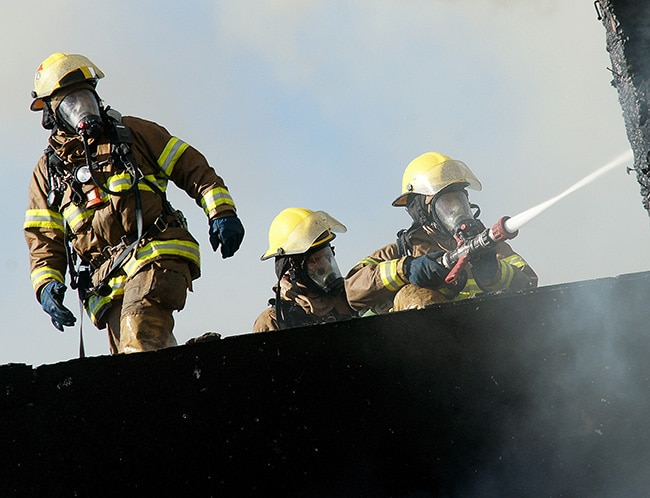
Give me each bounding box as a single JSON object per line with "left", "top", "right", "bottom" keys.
{"left": 432, "top": 189, "right": 480, "bottom": 240}
{"left": 303, "top": 245, "right": 343, "bottom": 294}
{"left": 55, "top": 88, "right": 103, "bottom": 137}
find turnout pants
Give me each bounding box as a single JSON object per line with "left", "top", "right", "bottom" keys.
{"left": 104, "top": 259, "right": 193, "bottom": 354}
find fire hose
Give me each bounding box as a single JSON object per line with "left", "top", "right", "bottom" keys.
{"left": 440, "top": 149, "right": 633, "bottom": 284}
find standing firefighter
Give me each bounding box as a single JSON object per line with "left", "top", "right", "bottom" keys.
{"left": 24, "top": 53, "right": 245, "bottom": 354}
{"left": 345, "top": 152, "right": 537, "bottom": 314}
{"left": 253, "top": 208, "right": 356, "bottom": 332}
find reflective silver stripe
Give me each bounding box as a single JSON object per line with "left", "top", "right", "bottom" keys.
{"left": 106, "top": 173, "right": 137, "bottom": 192}
{"left": 105, "top": 173, "right": 168, "bottom": 194}
{"left": 24, "top": 209, "right": 64, "bottom": 231}
{"left": 200, "top": 187, "right": 235, "bottom": 215}
{"left": 378, "top": 260, "right": 406, "bottom": 291}
{"left": 62, "top": 204, "right": 93, "bottom": 231}
{"left": 145, "top": 174, "right": 168, "bottom": 193}
{"left": 30, "top": 267, "right": 64, "bottom": 292}
{"left": 122, "top": 239, "right": 200, "bottom": 277}
{"left": 157, "top": 137, "right": 189, "bottom": 176}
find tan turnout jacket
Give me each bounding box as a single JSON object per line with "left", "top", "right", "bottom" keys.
{"left": 344, "top": 227, "right": 538, "bottom": 313}
{"left": 253, "top": 275, "right": 356, "bottom": 332}
{"left": 24, "top": 115, "right": 237, "bottom": 325}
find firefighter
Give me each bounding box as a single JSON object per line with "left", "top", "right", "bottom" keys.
{"left": 253, "top": 208, "right": 356, "bottom": 332}
{"left": 24, "top": 53, "right": 245, "bottom": 354}
{"left": 345, "top": 152, "right": 538, "bottom": 314}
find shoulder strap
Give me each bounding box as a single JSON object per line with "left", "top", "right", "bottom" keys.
{"left": 396, "top": 225, "right": 417, "bottom": 257}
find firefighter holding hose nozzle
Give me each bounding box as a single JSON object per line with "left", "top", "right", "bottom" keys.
{"left": 344, "top": 152, "right": 538, "bottom": 314}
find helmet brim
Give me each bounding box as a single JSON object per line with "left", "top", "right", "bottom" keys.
{"left": 30, "top": 98, "right": 45, "bottom": 112}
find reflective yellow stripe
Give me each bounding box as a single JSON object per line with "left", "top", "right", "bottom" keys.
{"left": 24, "top": 209, "right": 64, "bottom": 231}
{"left": 358, "top": 257, "right": 380, "bottom": 267}
{"left": 62, "top": 203, "right": 93, "bottom": 231}
{"left": 86, "top": 274, "right": 126, "bottom": 326}
{"left": 105, "top": 173, "right": 168, "bottom": 194}
{"left": 378, "top": 260, "right": 406, "bottom": 292}
{"left": 451, "top": 278, "right": 482, "bottom": 300}
{"left": 503, "top": 253, "right": 529, "bottom": 270}
{"left": 144, "top": 175, "right": 168, "bottom": 193}
{"left": 480, "top": 259, "right": 517, "bottom": 292}
{"left": 157, "top": 137, "right": 189, "bottom": 176}
{"left": 106, "top": 172, "right": 137, "bottom": 192}
{"left": 122, "top": 239, "right": 200, "bottom": 277}
{"left": 30, "top": 266, "right": 64, "bottom": 292}
{"left": 200, "top": 187, "right": 235, "bottom": 215}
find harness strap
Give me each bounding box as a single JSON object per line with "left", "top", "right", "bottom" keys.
{"left": 88, "top": 210, "right": 184, "bottom": 296}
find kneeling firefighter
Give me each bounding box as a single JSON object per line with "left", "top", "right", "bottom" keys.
{"left": 344, "top": 151, "right": 538, "bottom": 314}
{"left": 24, "top": 53, "right": 245, "bottom": 354}
{"left": 253, "top": 208, "right": 357, "bottom": 332}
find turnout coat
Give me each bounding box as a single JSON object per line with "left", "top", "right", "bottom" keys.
{"left": 344, "top": 227, "right": 538, "bottom": 314}
{"left": 24, "top": 115, "right": 237, "bottom": 327}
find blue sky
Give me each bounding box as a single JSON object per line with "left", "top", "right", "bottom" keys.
{"left": 1, "top": 1, "right": 647, "bottom": 366}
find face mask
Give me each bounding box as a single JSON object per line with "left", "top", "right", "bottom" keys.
{"left": 432, "top": 190, "right": 478, "bottom": 238}
{"left": 56, "top": 89, "right": 103, "bottom": 137}
{"left": 304, "top": 245, "right": 344, "bottom": 293}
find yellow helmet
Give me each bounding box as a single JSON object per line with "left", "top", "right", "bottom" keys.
{"left": 392, "top": 152, "right": 482, "bottom": 207}
{"left": 261, "top": 208, "right": 347, "bottom": 261}
{"left": 30, "top": 53, "right": 104, "bottom": 111}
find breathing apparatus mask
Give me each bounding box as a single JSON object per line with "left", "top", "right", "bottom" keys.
{"left": 303, "top": 245, "right": 344, "bottom": 293}
{"left": 53, "top": 88, "right": 104, "bottom": 138}
{"left": 432, "top": 188, "right": 482, "bottom": 240}
{"left": 276, "top": 243, "right": 344, "bottom": 295}
{"left": 407, "top": 187, "right": 482, "bottom": 241}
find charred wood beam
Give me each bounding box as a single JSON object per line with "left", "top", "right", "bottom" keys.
{"left": 597, "top": 0, "right": 650, "bottom": 215}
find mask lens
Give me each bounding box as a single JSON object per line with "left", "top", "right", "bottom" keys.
{"left": 56, "top": 89, "right": 103, "bottom": 136}
{"left": 304, "top": 246, "right": 343, "bottom": 293}
{"left": 433, "top": 190, "right": 475, "bottom": 235}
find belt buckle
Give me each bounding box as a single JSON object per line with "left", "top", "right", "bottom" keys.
{"left": 152, "top": 216, "right": 168, "bottom": 235}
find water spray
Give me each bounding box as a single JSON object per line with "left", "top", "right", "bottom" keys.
{"left": 443, "top": 149, "right": 634, "bottom": 284}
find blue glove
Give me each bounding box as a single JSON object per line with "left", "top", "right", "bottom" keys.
{"left": 40, "top": 281, "right": 77, "bottom": 331}
{"left": 406, "top": 251, "right": 449, "bottom": 289}
{"left": 209, "top": 215, "right": 245, "bottom": 258}
{"left": 472, "top": 249, "right": 500, "bottom": 283}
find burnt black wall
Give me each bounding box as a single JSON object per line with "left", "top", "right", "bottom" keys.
{"left": 3, "top": 272, "right": 650, "bottom": 497}
{"left": 599, "top": 0, "right": 650, "bottom": 214}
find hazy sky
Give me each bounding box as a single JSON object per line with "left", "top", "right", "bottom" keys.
{"left": 1, "top": 1, "right": 648, "bottom": 367}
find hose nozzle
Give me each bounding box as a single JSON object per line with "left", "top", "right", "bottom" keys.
{"left": 489, "top": 216, "right": 518, "bottom": 243}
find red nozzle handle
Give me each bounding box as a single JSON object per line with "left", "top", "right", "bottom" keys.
{"left": 445, "top": 253, "right": 470, "bottom": 285}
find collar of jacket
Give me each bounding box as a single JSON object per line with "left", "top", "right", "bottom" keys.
{"left": 409, "top": 226, "right": 455, "bottom": 254}
{"left": 48, "top": 132, "right": 110, "bottom": 165}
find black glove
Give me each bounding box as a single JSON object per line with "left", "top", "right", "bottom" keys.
{"left": 40, "top": 281, "right": 77, "bottom": 332}
{"left": 405, "top": 251, "right": 449, "bottom": 289}
{"left": 209, "top": 215, "right": 245, "bottom": 258}
{"left": 471, "top": 249, "right": 500, "bottom": 283}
